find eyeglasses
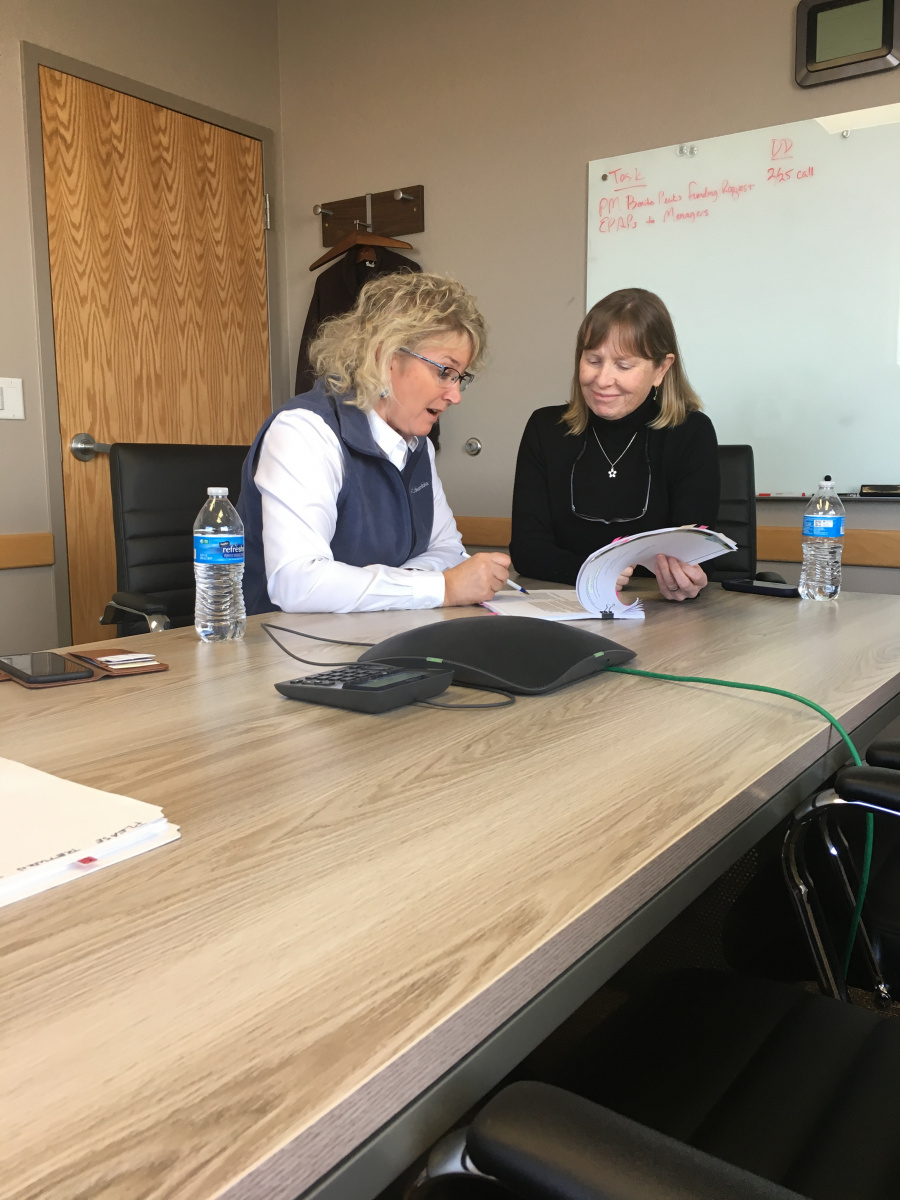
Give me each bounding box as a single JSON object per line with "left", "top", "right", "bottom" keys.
{"left": 399, "top": 348, "right": 475, "bottom": 391}
{"left": 570, "top": 429, "right": 652, "bottom": 523}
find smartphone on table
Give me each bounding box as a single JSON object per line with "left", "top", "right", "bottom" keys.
{"left": 721, "top": 579, "right": 800, "bottom": 598}
{"left": 0, "top": 651, "right": 93, "bottom": 684}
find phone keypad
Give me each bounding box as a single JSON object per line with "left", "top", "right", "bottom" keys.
{"left": 290, "top": 665, "right": 398, "bottom": 689}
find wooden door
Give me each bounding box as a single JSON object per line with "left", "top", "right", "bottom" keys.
{"left": 39, "top": 67, "right": 271, "bottom": 643}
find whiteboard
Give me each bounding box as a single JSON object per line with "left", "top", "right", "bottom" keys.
{"left": 586, "top": 105, "right": 900, "bottom": 494}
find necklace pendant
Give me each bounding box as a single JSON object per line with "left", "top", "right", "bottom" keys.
{"left": 608, "top": 468, "right": 617, "bottom": 478}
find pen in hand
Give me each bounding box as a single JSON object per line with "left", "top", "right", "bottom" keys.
{"left": 459, "top": 550, "right": 528, "bottom": 594}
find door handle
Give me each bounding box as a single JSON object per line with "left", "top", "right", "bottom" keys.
{"left": 70, "top": 433, "right": 112, "bottom": 462}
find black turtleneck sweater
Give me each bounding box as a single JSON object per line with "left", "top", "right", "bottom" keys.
{"left": 510, "top": 394, "right": 719, "bottom": 584}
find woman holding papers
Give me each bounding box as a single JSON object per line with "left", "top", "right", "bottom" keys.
{"left": 510, "top": 288, "right": 719, "bottom": 601}
{"left": 239, "top": 273, "right": 510, "bottom": 613}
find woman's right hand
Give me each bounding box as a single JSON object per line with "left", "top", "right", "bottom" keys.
{"left": 443, "top": 553, "right": 511, "bottom": 606}
{"left": 616, "top": 566, "right": 634, "bottom": 592}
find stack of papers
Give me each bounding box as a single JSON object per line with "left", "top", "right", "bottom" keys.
{"left": 483, "top": 526, "right": 738, "bottom": 621}
{"left": 0, "top": 756, "right": 179, "bottom": 907}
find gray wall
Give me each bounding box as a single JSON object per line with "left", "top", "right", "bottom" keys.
{"left": 278, "top": 0, "right": 900, "bottom": 520}
{"left": 0, "top": 0, "right": 284, "bottom": 654}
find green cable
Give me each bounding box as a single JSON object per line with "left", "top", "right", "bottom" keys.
{"left": 607, "top": 665, "right": 871, "bottom": 978}
{"left": 845, "top": 816, "right": 874, "bottom": 977}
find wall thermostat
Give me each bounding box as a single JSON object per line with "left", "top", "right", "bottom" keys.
{"left": 796, "top": 0, "right": 900, "bottom": 85}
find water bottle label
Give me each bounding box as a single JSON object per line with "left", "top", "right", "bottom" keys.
{"left": 802, "top": 515, "right": 845, "bottom": 538}
{"left": 194, "top": 533, "right": 244, "bottom": 564}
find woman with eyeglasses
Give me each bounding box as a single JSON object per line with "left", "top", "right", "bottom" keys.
{"left": 510, "top": 288, "right": 719, "bottom": 601}
{"left": 239, "top": 272, "right": 510, "bottom": 614}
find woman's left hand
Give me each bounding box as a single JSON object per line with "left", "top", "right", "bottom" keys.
{"left": 654, "top": 554, "right": 707, "bottom": 601}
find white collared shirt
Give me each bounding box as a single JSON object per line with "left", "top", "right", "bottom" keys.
{"left": 254, "top": 406, "right": 464, "bottom": 612}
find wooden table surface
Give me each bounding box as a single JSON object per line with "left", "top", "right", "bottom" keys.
{"left": 2, "top": 586, "right": 900, "bottom": 1200}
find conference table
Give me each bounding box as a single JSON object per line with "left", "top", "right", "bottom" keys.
{"left": 2, "top": 583, "right": 900, "bottom": 1200}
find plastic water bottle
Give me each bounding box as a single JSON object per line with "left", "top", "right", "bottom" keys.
{"left": 798, "top": 476, "right": 845, "bottom": 601}
{"left": 193, "top": 487, "right": 246, "bottom": 641}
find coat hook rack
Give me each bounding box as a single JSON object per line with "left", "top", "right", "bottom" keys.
{"left": 312, "top": 185, "right": 425, "bottom": 248}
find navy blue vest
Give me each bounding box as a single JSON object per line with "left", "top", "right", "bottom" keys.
{"left": 238, "top": 382, "right": 434, "bottom": 614}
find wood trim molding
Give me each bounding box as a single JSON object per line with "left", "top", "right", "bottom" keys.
{"left": 0, "top": 533, "right": 55, "bottom": 569}
{"left": 758, "top": 526, "right": 900, "bottom": 568}
{"left": 456, "top": 516, "right": 512, "bottom": 546}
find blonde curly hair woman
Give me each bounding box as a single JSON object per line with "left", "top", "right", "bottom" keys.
{"left": 238, "top": 272, "right": 509, "bottom": 615}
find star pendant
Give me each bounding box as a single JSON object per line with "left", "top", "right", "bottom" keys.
{"left": 608, "top": 468, "right": 616, "bottom": 478}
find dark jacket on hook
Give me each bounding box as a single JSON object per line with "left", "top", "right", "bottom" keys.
{"left": 295, "top": 246, "right": 422, "bottom": 394}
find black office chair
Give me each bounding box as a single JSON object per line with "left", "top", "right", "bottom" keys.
{"left": 785, "top": 740, "right": 900, "bottom": 1006}
{"left": 412, "top": 763, "right": 900, "bottom": 1200}
{"left": 710, "top": 444, "right": 784, "bottom": 584}
{"left": 100, "top": 443, "right": 248, "bottom": 636}
{"left": 854, "top": 742, "right": 900, "bottom": 992}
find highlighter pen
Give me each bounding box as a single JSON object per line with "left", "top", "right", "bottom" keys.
{"left": 459, "top": 550, "right": 529, "bottom": 594}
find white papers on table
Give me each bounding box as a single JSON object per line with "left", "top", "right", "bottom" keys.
{"left": 482, "top": 589, "right": 644, "bottom": 621}
{"left": 575, "top": 525, "right": 738, "bottom": 618}
{"left": 484, "top": 527, "right": 738, "bottom": 622}
{"left": 0, "top": 756, "right": 179, "bottom": 908}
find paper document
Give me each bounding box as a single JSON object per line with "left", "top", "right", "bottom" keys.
{"left": 483, "top": 527, "right": 737, "bottom": 622}
{"left": 0, "top": 756, "right": 179, "bottom": 908}
{"left": 482, "top": 589, "right": 644, "bottom": 621}
{"left": 576, "top": 526, "right": 738, "bottom": 618}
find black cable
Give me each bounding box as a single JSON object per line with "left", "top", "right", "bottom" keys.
{"left": 262, "top": 622, "right": 375, "bottom": 647}
{"left": 417, "top": 686, "right": 515, "bottom": 710}
{"left": 261, "top": 622, "right": 368, "bottom": 666}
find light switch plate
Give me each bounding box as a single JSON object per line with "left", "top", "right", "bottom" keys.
{"left": 0, "top": 378, "right": 24, "bottom": 420}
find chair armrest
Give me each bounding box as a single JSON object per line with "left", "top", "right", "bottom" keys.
{"left": 100, "top": 593, "right": 172, "bottom": 633}
{"left": 111, "top": 591, "right": 169, "bottom": 615}
{"left": 835, "top": 765, "right": 900, "bottom": 814}
{"left": 755, "top": 571, "right": 787, "bottom": 584}
{"left": 866, "top": 739, "right": 900, "bottom": 771}
{"left": 467, "top": 1082, "right": 804, "bottom": 1200}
